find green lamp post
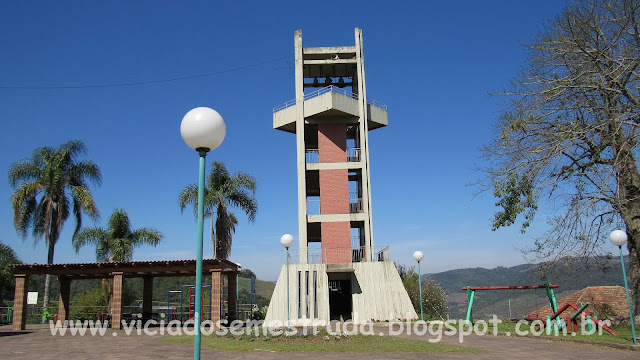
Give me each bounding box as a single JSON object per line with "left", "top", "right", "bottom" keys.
{"left": 280, "top": 234, "right": 294, "bottom": 329}
{"left": 609, "top": 230, "right": 637, "bottom": 345}
{"left": 181, "top": 107, "right": 226, "bottom": 360}
{"left": 413, "top": 250, "right": 424, "bottom": 321}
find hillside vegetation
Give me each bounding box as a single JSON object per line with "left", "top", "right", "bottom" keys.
{"left": 424, "top": 257, "right": 630, "bottom": 319}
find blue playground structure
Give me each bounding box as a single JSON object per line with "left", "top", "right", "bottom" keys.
{"left": 167, "top": 284, "right": 212, "bottom": 322}
{"left": 166, "top": 275, "right": 257, "bottom": 322}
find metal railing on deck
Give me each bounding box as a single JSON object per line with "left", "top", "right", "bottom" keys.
{"left": 306, "top": 149, "right": 319, "bottom": 163}
{"left": 305, "top": 148, "right": 360, "bottom": 163}
{"left": 349, "top": 199, "right": 363, "bottom": 213}
{"left": 347, "top": 147, "right": 361, "bottom": 162}
{"left": 306, "top": 198, "right": 361, "bottom": 214}
{"left": 287, "top": 246, "right": 391, "bottom": 264}
{"left": 273, "top": 85, "right": 387, "bottom": 113}
{"left": 349, "top": 192, "right": 363, "bottom": 213}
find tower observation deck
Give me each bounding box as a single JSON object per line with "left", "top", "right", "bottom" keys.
{"left": 273, "top": 28, "right": 388, "bottom": 265}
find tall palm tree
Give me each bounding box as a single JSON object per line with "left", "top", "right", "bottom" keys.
{"left": 9, "top": 140, "right": 101, "bottom": 314}
{"left": 73, "top": 208, "right": 163, "bottom": 308}
{"left": 178, "top": 161, "right": 257, "bottom": 259}
{"left": 73, "top": 208, "right": 163, "bottom": 262}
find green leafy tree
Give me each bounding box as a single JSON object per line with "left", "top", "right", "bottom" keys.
{"left": 479, "top": 0, "right": 640, "bottom": 312}
{"left": 73, "top": 208, "right": 163, "bottom": 309}
{"left": 70, "top": 287, "right": 107, "bottom": 321}
{"left": 9, "top": 140, "right": 101, "bottom": 314}
{"left": 239, "top": 268, "right": 256, "bottom": 279}
{"left": 0, "top": 243, "right": 21, "bottom": 305}
{"left": 397, "top": 264, "right": 448, "bottom": 320}
{"left": 178, "top": 161, "right": 257, "bottom": 259}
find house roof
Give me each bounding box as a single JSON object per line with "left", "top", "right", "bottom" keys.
{"left": 10, "top": 258, "right": 239, "bottom": 280}
{"left": 534, "top": 286, "right": 631, "bottom": 318}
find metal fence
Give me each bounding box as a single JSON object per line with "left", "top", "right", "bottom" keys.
{"left": 0, "top": 305, "right": 129, "bottom": 324}
{"left": 0, "top": 306, "right": 13, "bottom": 325}
{"left": 1, "top": 303, "right": 259, "bottom": 325}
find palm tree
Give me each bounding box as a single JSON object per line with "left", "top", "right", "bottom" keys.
{"left": 9, "top": 140, "right": 101, "bottom": 314}
{"left": 73, "top": 208, "right": 163, "bottom": 262}
{"left": 73, "top": 208, "right": 163, "bottom": 308}
{"left": 178, "top": 161, "right": 257, "bottom": 259}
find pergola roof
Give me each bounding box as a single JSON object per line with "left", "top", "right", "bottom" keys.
{"left": 10, "top": 258, "right": 239, "bottom": 280}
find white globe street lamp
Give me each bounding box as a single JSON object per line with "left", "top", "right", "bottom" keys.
{"left": 180, "top": 107, "right": 226, "bottom": 152}
{"left": 610, "top": 230, "right": 628, "bottom": 247}
{"left": 412, "top": 251, "right": 424, "bottom": 262}
{"left": 413, "top": 251, "right": 424, "bottom": 321}
{"left": 609, "top": 230, "right": 637, "bottom": 344}
{"left": 180, "top": 107, "right": 226, "bottom": 360}
{"left": 280, "top": 234, "right": 294, "bottom": 329}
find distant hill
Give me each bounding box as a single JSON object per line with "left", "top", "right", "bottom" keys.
{"left": 424, "top": 256, "right": 630, "bottom": 319}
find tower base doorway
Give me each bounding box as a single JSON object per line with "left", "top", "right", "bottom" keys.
{"left": 328, "top": 277, "right": 352, "bottom": 321}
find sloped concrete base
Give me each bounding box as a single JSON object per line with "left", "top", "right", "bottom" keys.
{"left": 264, "top": 262, "right": 417, "bottom": 326}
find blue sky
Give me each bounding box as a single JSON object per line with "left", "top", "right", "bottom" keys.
{"left": 0, "top": 1, "right": 571, "bottom": 281}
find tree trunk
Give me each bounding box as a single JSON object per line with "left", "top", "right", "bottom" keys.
{"left": 102, "top": 278, "right": 112, "bottom": 315}
{"left": 42, "top": 241, "right": 55, "bottom": 321}
{"left": 210, "top": 214, "right": 216, "bottom": 259}
{"left": 614, "top": 146, "right": 640, "bottom": 314}
{"left": 629, "top": 235, "right": 640, "bottom": 314}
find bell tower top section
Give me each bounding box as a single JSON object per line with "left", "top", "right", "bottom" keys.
{"left": 273, "top": 28, "right": 388, "bottom": 133}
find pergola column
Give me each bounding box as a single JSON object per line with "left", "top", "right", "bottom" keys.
{"left": 111, "top": 272, "right": 124, "bottom": 330}
{"left": 142, "top": 276, "right": 153, "bottom": 321}
{"left": 211, "top": 270, "right": 221, "bottom": 327}
{"left": 12, "top": 274, "right": 29, "bottom": 331}
{"left": 57, "top": 277, "right": 71, "bottom": 323}
{"left": 227, "top": 272, "right": 237, "bottom": 323}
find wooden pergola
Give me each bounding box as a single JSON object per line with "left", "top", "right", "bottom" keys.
{"left": 11, "top": 259, "right": 239, "bottom": 330}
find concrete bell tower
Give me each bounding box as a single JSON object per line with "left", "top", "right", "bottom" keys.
{"left": 266, "top": 29, "right": 415, "bottom": 326}
{"left": 273, "top": 28, "right": 388, "bottom": 265}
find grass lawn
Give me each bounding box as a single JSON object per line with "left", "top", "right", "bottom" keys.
{"left": 494, "top": 321, "right": 639, "bottom": 345}
{"left": 162, "top": 331, "right": 482, "bottom": 353}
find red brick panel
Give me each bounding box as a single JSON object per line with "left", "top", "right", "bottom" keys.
{"left": 320, "top": 169, "right": 349, "bottom": 214}
{"left": 111, "top": 272, "right": 124, "bottom": 330}
{"left": 318, "top": 123, "right": 347, "bottom": 163}
{"left": 211, "top": 270, "right": 222, "bottom": 328}
{"left": 321, "top": 222, "right": 351, "bottom": 264}
{"left": 12, "top": 274, "right": 28, "bottom": 330}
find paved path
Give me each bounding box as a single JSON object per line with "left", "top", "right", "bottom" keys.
{"left": 0, "top": 324, "right": 637, "bottom": 359}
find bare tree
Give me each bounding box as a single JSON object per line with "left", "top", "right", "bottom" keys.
{"left": 479, "top": 0, "right": 640, "bottom": 311}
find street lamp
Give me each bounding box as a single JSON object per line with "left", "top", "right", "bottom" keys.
{"left": 413, "top": 250, "right": 424, "bottom": 321}
{"left": 280, "top": 234, "right": 294, "bottom": 329}
{"left": 609, "top": 230, "right": 637, "bottom": 345}
{"left": 181, "top": 107, "right": 226, "bottom": 360}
